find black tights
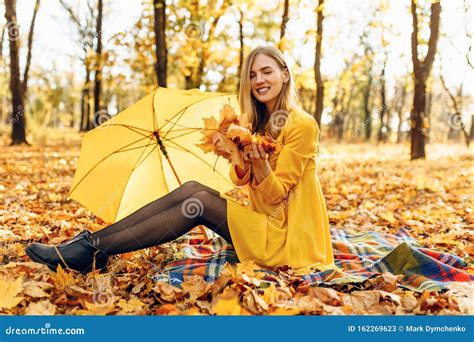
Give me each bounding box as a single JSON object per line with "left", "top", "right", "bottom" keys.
{"left": 91, "top": 181, "right": 232, "bottom": 255}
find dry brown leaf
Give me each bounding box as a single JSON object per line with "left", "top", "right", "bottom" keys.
{"left": 153, "top": 282, "right": 184, "bottom": 302}
{"left": 117, "top": 296, "right": 146, "bottom": 314}
{"left": 23, "top": 281, "right": 52, "bottom": 298}
{"left": 400, "top": 291, "right": 419, "bottom": 311}
{"left": 366, "top": 273, "right": 399, "bottom": 292}
{"left": 236, "top": 261, "right": 263, "bottom": 278}
{"left": 242, "top": 290, "right": 268, "bottom": 314}
{"left": 295, "top": 295, "right": 324, "bottom": 314}
{"left": 181, "top": 275, "right": 212, "bottom": 302}
{"left": 308, "top": 286, "right": 342, "bottom": 306}
{"left": 445, "top": 282, "right": 474, "bottom": 314}
{"left": 25, "top": 300, "right": 57, "bottom": 315}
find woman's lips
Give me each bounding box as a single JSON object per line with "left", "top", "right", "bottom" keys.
{"left": 256, "top": 87, "right": 270, "bottom": 95}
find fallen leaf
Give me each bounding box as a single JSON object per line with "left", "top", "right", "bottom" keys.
{"left": 25, "top": 300, "right": 57, "bottom": 315}
{"left": 0, "top": 277, "right": 23, "bottom": 310}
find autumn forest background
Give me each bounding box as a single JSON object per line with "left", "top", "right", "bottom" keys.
{"left": 0, "top": 0, "right": 472, "bottom": 316}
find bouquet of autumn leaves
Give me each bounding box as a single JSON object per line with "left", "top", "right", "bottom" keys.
{"left": 196, "top": 104, "right": 282, "bottom": 169}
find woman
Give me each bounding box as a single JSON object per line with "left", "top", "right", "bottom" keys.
{"left": 25, "top": 46, "right": 335, "bottom": 274}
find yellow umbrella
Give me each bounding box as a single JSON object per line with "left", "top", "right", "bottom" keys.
{"left": 67, "top": 87, "right": 238, "bottom": 239}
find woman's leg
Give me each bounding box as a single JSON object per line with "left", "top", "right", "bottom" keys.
{"left": 97, "top": 180, "right": 219, "bottom": 231}
{"left": 92, "top": 187, "right": 232, "bottom": 256}
{"left": 25, "top": 181, "right": 231, "bottom": 273}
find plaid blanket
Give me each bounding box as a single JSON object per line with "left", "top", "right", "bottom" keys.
{"left": 152, "top": 227, "right": 473, "bottom": 292}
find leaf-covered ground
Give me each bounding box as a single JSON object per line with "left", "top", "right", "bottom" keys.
{"left": 0, "top": 142, "right": 472, "bottom": 315}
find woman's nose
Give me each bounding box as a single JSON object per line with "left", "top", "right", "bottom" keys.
{"left": 256, "top": 73, "right": 265, "bottom": 84}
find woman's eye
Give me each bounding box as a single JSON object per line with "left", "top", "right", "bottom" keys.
{"left": 264, "top": 71, "right": 272, "bottom": 75}
{"left": 250, "top": 75, "right": 255, "bottom": 78}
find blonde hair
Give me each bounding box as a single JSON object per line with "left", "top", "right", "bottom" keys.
{"left": 239, "top": 46, "right": 300, "bottom": 140}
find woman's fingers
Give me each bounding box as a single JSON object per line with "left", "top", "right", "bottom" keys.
{"left": 257, "top": 144, "right": 267, "bottom": 159}
{"left": 252, "top": 143, "right": 260, "bottom": 159}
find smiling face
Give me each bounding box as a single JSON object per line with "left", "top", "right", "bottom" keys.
{"left": 250, "top": 54, "right": 289, "bottom": 113}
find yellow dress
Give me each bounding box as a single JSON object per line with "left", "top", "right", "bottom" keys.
{"left": 219, "top": 107, "right": 335, "bottom": 272}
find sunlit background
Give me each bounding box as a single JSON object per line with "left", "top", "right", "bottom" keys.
{"left": 1, "top": 0, "right": 473, "bottom": 144}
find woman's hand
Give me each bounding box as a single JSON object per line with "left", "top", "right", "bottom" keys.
{"left": 244, "top": 142, "right": 272, "bottom": 184}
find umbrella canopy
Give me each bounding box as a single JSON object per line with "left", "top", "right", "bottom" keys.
{"left": 68, "top": 87, "right": 238, "bottom": 224}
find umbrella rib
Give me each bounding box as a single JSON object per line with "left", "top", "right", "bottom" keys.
{"left": 68, "top": 135, "right": 153, "bottom": 196}
{"left": 131, "top": 140, "right": 160, "bottom": 172}
{"left": 162, "top": 119, "right": 203, "bottom": 130}
{"left": 105, "top": 123, "right": 153, "bottom": 138}
{"left": 158, "top": 93, "right": 232, "bottom": 136}
{"left": 115, "top": 143, "right": 157, "bottom": 154}
{"left": 161, "top": 128, "right": 212, "bottom": 142}
{"left": 164, "top": 140, "right": 234, "bottom": 185}
{"left": 160, "top": 107, "right": 187, "bottom": 140}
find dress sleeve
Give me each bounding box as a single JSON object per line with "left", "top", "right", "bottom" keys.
{"left": 230, "top": 164, "right": 251, "bottom": 186}
{"left": 250, "top": 117, "right": 318, "bottom": 204}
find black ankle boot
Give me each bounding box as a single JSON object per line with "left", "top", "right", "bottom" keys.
{"left": 25, "top": 230, "right": 109, "bottom": 274}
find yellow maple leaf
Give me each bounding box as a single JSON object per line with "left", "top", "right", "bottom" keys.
{"left": 268, "top": 307, "right": 301, "bottom": 315}
{"left": 117, "top": 296, "right": 145, "bottom": 314}
{"left": 236, "top": 261, "right": 264, "bottom": 279}
{"left": 51, "top": 264, "right": 76, "bottom": 290}
{"left": 211, "top": 295, "right": 242, "bottom": 315}
{"left": 0, "top": 277, "right": 23, "bottom": 310}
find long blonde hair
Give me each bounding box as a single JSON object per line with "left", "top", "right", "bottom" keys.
{"left": 239, "top": 46, "right": 300, "bottom": 140}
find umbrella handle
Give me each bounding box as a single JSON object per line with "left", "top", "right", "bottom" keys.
{"left": 165, "top": 155, "right": 211, "bottom": 243}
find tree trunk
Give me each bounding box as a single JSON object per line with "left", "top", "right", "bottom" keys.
{"left": 378, "top": 59, "right": 387, "bottom": 142}
{"left": 363, "top": 71, "right": 373, "bottom": 141}
{"left": 5, "top": 0, "right": 27, "bottom": 145}
{"left": 0, "top": 25, "right": 5, "bottom": 58}
{"left": 314, "top": 0, "right": 324, "bottom": 127}
{"left": 410, "top": 0, "right": 441, "bottom": 159}
{"left": 93, "top": 0, "right": 103, "bottom": 118}
{"left": 22, "top": 0, "right": 40, "bottom": 96}
{"left": 80, "top": 67, "right": 91, "bottom": 131}
{"left": 278, "top": 0, "right": 289, "bottom": 51}
{"left": 425, "top": 93, "right": 430, "bottom": 143}
{"left": 153, "top": 0, "right": 167, "bottom": 87}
